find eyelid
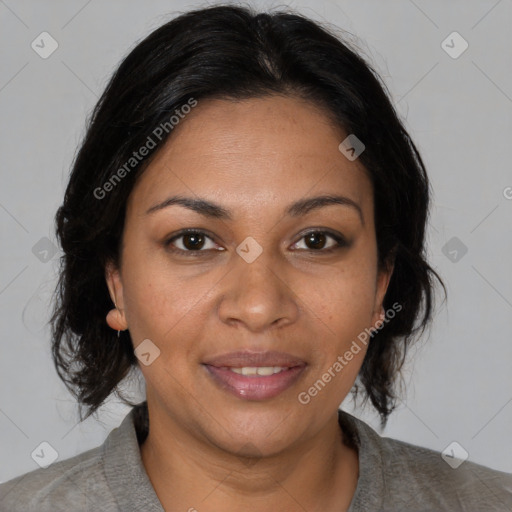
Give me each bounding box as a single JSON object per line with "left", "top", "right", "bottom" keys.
{"left": 290, "top": 228, "right": 348, "bottom": 251}
{"left": 165, "top": 227, "right": 348, "bottom": 256}
{"left": 165, "top": 228, "right": 222, "bottom": 252}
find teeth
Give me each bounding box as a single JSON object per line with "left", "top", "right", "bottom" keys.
{"left": 229, "top": 366, "right": 286, "bottom": 376}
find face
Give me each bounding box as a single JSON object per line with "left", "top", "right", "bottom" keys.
{"left": 106, "top": 95, "right": 392, "bottom": 457}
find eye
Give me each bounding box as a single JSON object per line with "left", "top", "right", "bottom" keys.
{"left": 165, "top": 228, "right": 348, "bottom": 256}
{"left": 165, "top": 229, "right": 223, "bottom": 255}
{"left": 291, "top": 230, "right": 348, "bottom": 252}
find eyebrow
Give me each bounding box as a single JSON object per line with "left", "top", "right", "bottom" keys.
{"left": 145, "top": 194, "right": 364, "bottom": 224}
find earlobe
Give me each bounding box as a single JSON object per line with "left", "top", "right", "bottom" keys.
{"left": 106, "top": 307, "right": 127, "bottom": 332}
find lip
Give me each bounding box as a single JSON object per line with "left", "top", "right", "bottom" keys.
{"left": 202, "top": 350, "right": 307, "bottom": 401}
{"left": 204, "top": 365, "right": 306, "bottom": 400}
{"left": 203, "top": 350, "right": 306, "bottom": 368}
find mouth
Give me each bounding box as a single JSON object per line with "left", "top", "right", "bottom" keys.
{"left": 202, "top": 351, "right": 307, "bottom": 401}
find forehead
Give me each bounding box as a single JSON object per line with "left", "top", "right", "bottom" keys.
{"left": 127, "top": 95, "right": 373, "bottom": 218}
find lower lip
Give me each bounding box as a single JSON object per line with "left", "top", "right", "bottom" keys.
{"left": 203, "top": 365, "right": 306, "bottom": 400}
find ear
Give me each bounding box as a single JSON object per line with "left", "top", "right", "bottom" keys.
{"left": 371, "top": 258, "right": 395, "bottom": 326}
{"left": 105, "top": 260, "right": 128, "bottom": 332}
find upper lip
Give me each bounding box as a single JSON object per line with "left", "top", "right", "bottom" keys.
{"left": 203, "top": 350, "right": 306, "bottom": 368}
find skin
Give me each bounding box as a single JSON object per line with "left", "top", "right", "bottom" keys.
{"left": 105, "top": 94, "right": 393, "bottom": 512}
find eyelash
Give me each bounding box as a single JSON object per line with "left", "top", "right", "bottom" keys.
{"left": 164, "top": 228, "right": 348, "bottom": 256}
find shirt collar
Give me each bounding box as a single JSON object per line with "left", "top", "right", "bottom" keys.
{"left": 103, "top": 403, "right": 384, "bottom": 512}
{"left": 340, "top": 409, "right": 385, "bottom": 512}
{"left": 103, "top": 404, "right": 163, "bottom": 511}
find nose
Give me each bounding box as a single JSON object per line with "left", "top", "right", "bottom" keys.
{"left": 217, "top": 245, "right": 300, "bottom": 333}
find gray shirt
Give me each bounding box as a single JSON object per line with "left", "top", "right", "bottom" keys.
{"left": 1, "top": 403, "right": 511, "bottom": 511}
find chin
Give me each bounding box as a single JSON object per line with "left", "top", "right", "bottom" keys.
{"left": 208, "top": 405, "right": 304, "bottom": 453}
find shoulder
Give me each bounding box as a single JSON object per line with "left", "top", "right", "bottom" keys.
{"left": 0, "top": 405, "right": 159, "bottom": 512}
{"left": 340, "top": 410, "right": 512, "bottom": 511}
{"left": 0, "top": 443, "right": 117, "bottom": 512}
{"left": 379, "top": 435, "right": 512, "bottom": 510}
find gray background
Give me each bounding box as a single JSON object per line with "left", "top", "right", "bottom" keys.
{"left": 1, "top": 0, "right": 511, "bottom": 483}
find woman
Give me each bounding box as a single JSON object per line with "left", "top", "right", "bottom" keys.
{"left": 1, "top": 4, "right": 510, "bottom": 511}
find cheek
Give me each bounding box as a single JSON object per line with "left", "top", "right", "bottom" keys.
{"left": 294, "top": 269, "right": 375, "bottom": 412}
{"left": 123, "top": 271, "right": 189, "bottom": 338}
{"left": 120, "top": 252, "right": 219, "bottom": 355}
{"left": 120, "top": 248, "right": 176, "bottom": 337}
{"left": 313, "top": 261, "right": 378, "bottom": 333}
{"left": 302, "top": 269, "right": 377, "bottom": 396}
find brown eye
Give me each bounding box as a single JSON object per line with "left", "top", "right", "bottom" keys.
{"left": 166, "top": 230, "right": 221, "bottom": 254}
{"left": 181, "top": 232, "right": 206, "bottom": 250}
{"left": 305, "top": 232, "right": 327, "bottom": 250}
{"left": 292, "top": 230, "right": 348, "bottom": 252}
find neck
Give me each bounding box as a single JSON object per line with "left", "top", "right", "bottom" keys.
{"left": 139, "top": 404, "right": 359, "bottom": 512}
